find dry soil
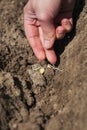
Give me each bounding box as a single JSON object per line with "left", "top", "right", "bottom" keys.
{"left": 0, "top": 0, "right": 87, "bottom": 130}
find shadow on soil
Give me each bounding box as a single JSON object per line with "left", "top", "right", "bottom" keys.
{"left": 54, "top": 0, "right": 85, "bottom": 65}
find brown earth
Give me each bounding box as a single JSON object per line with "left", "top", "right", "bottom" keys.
{"left": 0, "top": 0, "right": 87, "bottom": 130}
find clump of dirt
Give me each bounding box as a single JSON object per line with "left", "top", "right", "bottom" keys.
{"left": 0, "top": 0, "right": 87, "bottom": 130}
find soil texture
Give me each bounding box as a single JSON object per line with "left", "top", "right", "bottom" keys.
{"left": 0, "top": 0, "right": 87, "bottom": 130}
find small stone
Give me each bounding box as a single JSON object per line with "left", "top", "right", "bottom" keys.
{"left": 47, "top": 64, "right": 51, "bottom": 68}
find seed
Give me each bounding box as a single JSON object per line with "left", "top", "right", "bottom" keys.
{"left": 39, "top": 67, "right": 45, "bottom": 74}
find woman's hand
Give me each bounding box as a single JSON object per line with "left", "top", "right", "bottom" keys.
{"left": 24, "top": 0, "right": 75, "bottom": 64}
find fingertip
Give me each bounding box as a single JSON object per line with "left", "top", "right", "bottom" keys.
{"left": 37, "top": 51, "right": 46, "bottom": 61}
{"left": 45, "top": 49, "right": 57, "bottom": 64}
{"left": 56, "top": 26, "right": 65, "bottom": 39}
{"left": 32, "top": 46, "right": 46, "bottom": 61}
{"left": 61, "top": 18, "right": 73, "bottom": 32}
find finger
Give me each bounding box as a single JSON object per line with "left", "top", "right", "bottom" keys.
{"left": 55, "top": 18, "right": 73, "bottom": 39}
{"left": 38, "top": 22, "right": 57, "bottom": 64}
{"left": 56, "top": 26, "right": 66, "bottom": 39}
{"left": 61, "top": 18, "right": 73, "bottom": 32}
{"left": 45, "top": 48, "right": 57, "bottom": 64}
{"left": 24, "top": 23, "right": 46, "bottom": 60}
{"left": 24, "top": 17, "right": 46, "bottom": 61}
{"left": 39, "top": 16, "right": 56, "bottom": 49}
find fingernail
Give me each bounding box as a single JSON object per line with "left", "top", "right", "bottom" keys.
{"left": 44, "top": 40, "right": 51, "bottom": 49}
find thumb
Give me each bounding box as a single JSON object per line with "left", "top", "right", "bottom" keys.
{"left": 40, "top": 19, "right": 56, "bottom": 49}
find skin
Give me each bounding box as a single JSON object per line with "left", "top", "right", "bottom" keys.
{"left": 24, "top": 0, "right": 75, "bottom": 64}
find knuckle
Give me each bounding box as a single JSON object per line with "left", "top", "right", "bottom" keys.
{"left": 38, "top": 13, "right": 50, "bottom": 21}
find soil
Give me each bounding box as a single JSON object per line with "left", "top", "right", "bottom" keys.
{"left": 0, "top": 0, "right": 87, "bottom": 130}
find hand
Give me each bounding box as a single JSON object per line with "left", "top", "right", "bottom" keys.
{"left": 24, "top": 0, "right": 75, "bottom": 64}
